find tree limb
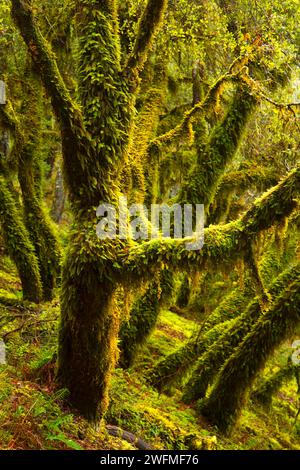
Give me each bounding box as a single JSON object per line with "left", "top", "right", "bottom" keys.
{"left": 11, "top": 0, "right": 85, "bottom": 141}
{"left": 125, "top": 0, "right": 168, "bottom": 74}
{"left": 123, "top": 166, "right": 299, "bottom": 277}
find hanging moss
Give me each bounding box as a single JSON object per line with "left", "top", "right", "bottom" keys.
{"left": 125, "top": 165, "right": 299, "bottom": 277}
{"left": 119, "top": 269, "right": 173, "bottom": 369}
{"left": 182, "top": 264, "right": 300, "bottom": 404}
{"left": 209, "top": 165, "right": 279, "bottom": 224}
{"left": 0, "top": 175, "right": 42, "bottom": 303}
{"left": 176, "top": 274, "right": 191, "bottom": 309}
{"left": 199, "top": 270, "right": 300, "bottom": 434}
{"left": 251, "top": 360, "right": 298, "bottom": 408}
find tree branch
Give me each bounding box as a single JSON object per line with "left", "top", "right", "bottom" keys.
{"left": 123, "top": 166, "right": 299, "bottom": 277}
{"left": 125, "top": 0, "right": 168, "bottom": 74}
{"left": 11, "top": 0, "right": 85, "bottom": 140}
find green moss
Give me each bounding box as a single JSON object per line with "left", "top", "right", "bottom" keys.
{"left": 179, "top": 84, "right": 257, "bottom": 211}
{"left": 0, "top": 175, "right": 42, "bottom": 303}
{"left": 119, "top": 270, "right": 173, "bottom": 369}
{"left": 199, "top": 270, "right": 300, "bottom": 434}
{"left": 252, "top": 361, "right": 299, "bottom": 408}
{"left": 183, "top": 264, "right": 300, "bottom": 406}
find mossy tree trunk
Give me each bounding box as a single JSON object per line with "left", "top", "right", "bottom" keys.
{"left": 0, "top": 74, "right": 60, "bottom": 301}
{"left": 12, "top": 0, "right": 168, "bottom": 422}
{"left": 0, "top": 175, "right": 42, "bottom": 302}
{"left": 18, "top": 74, "right": 61, "bottom": 300}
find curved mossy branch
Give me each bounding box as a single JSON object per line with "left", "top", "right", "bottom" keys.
{"left": 118, "top": 269, "right": 173, "bottom": 369}
{"left": 208, "top": 166, "right": 279, "bottom": 225}
{"left": 150, "top": 73, "right": 235, "bottom": 150}
{"left": 182, "top": 264, "right": 300, "bottom": 404}
{"left": 124, "top": 0, "right": 168, "bottom": 74}
{"left": 179, "top": 84, "right": 257, "bottom": 210}
{"left": 149, "top": 51, "right": 256, "bottom": 152}
{"left": 0, "top": 175, "right": 42, "bottom": 303}
{"left": 251, "top": 360, "right": 298, "bottom": 408}
{"left": 11, "top": 0, "right": 102, "bottom": 209}
{"left": 199, "top": 272, "right": 300, "bottom": 434}
{"left": 124, "top": 166, "right": 300, "bottom": 278}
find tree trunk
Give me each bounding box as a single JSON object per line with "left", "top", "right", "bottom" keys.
{"left": 57, "top": 233, "right": 119, "bottom": 422}
{"left": 0, "top": 175, "right": 42, "bottom": 302}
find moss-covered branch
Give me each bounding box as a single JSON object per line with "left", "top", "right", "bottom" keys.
{"left": 182, "top": 264, "right": 300, "bottom": 404}
{"left": 125, "top": 0, "right": 168, "bottom": 73}
{"left": 11, "top": 0, "right": 83, "bottom": 136}
{"left": 11, "top": 0, "right": 100, "bottom": 209}
{"left": 179, "top": 84, "right": 257, "bottom": 209}
{"left": 124, "top": 166, "right": 299, "bottom": 277}
{"left": 199, "top": 272, "right": 300, "bottom": 433}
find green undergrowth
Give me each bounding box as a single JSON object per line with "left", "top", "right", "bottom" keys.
{"left": 0, "top": 261, "right": 299, "bottom": 450}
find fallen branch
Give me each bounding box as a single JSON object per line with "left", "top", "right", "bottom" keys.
{"left": 106, "top": 425, "right": 152, "bottom": 450}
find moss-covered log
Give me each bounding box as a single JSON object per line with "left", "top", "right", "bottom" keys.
{"left": 199, "top": 272, "right": 300, "bottom": 433}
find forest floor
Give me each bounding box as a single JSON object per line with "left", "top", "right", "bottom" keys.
{"left": 0, "top": 256, "right": 299, "bottom": 451}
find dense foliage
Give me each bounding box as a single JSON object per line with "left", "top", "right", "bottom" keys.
{"left": 0, "top": 0, "right": 299, "bottom": 450}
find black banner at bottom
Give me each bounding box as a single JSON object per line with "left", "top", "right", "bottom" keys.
{"left": 0, "top": 450, "right": 299, "bottom": 467}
